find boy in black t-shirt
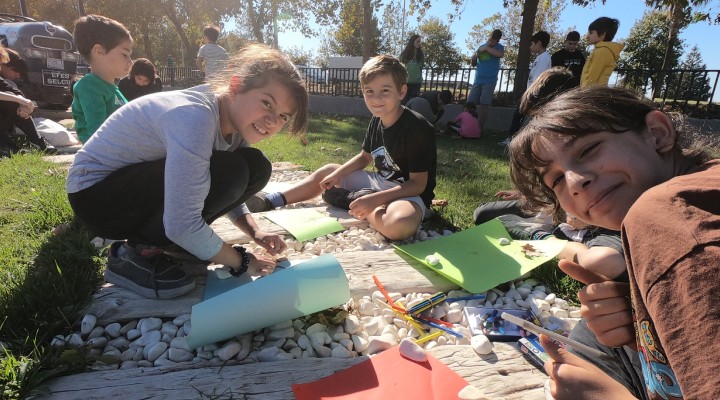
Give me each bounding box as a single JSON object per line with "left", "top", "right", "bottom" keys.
{"left": 551, "top": 31, "right": 586, "bottom": 80}
{"left": 249, "top": 55, "right": 437, "bottom": 240}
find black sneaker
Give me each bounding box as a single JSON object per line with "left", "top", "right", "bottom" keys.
{"left": 322, "top": 187, "right": 376, "bottom": 210}
{"left": 28, "top": 139, "right": 58, "bottom": 154}
{"left": 105, "top": 241, "right": 196, "bottom": 299}
{"left": 245, "top": 191, "right": 274, "bottom": 213}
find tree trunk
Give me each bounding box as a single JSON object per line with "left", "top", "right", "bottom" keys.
{"left": 512, "top": 0, "right": 539, "bottom": 100}
{"left": 362, "top": 0, "right": 372, "bottom": 63}
{"left": 140, "top": 21, "right": 155, "bottom": 64}
{"left": 247, "top": 0, "right": 266, "bottom": 44}
{"left": 653, "top": 4, "right": 684, "bottom": 99}
{"left": 163, "top": 1, "right": 194, "bottom": 66}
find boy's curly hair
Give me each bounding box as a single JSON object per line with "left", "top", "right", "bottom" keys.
{"left": 74, "top": 14, "right": 132, "bottom": 60}
{"left": 509, "top": 86, "right": 711, "bottom": 222}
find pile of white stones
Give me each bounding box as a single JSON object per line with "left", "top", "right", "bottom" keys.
{"left": 57, "top": 169, "right": 581, "bottom": 371}
{"left": 53, "top": 283, "right": 580, "bottom": 371}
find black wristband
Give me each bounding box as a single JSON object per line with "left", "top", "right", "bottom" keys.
{"left": 230, "top": 245, "right": 250, "bottom": 277}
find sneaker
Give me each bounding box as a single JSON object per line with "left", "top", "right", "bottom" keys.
{"left": 105, "top": 241, "right": 196, "bottom": 299}
{"left": 322, "top": 187, "right": 376, "bottom": 210}
{"left": 245, "top": 191, "right": 274, "bottom": 213}
{"left": 28, "top": 139, "right": 58, "bottom": 154}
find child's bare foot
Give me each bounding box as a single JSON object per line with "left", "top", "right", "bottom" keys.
{"left": 431, "top": 199, "right": 448, "bottom": 208}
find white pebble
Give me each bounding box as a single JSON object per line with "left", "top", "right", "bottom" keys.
{"left": 364, "top": 335, "right": 395, "bottom": 355}
{"left": 104, "top": 323, "right": 121, "bottom": 338}
{"left": 145, "top": 342, "right": 168, "bottom": 362}
{"left": 498, "top": 237, "right": 510, "bottom": 245}
{"left": 80, "top": 315, "right": 97, "bottom": 336}
{"left": 217, "top": 341, "right": 242, "bottom": 361}
{"left": 458, "top": 384, "right": 491, "bottom": 400}
{"left": 424, "top": 255, "right": 439, "bottom": 265}
{"left": 331, "top": 345, "right": 353, "bottom": 358}
{"left": 471, "top": 334, "right": 493, "bottom": 355}
{"left": 398, "top": 338, "right": 427, "bottom": 362}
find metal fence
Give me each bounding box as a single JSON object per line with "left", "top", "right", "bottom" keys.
{"left": 158, "top": 66, "right": 203, "bottom": 88}
{"left": 158, "top": 66, "right": 720, "bottom": 116}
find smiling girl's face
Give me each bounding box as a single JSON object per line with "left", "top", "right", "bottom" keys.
{"left": 220, "top": 77, "right": 296, "bottom": 144}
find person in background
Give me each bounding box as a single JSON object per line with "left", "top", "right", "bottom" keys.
{"left": 551, "top": 31, "right": 586, "bottom": 80}
{"left": 445, "top": 102, "right": 481, "bottom": 139}
{"left": 502, "top": 30, "right": 552, "bottom": 145}
{"left": 468, "top": 29, "right": 504, "bottom": 134}
{"left": 71, "top": 14, "right": 132, "bottom": 143}
{"left": 118, "top": 58, "right": 163, "bottom": 101}
{"left": 581, "top": 17, "right": 623, "bottom": 87}
{"left": 405, "top": 89, "right": 453, "bottom": 128}
{"left": 0, "top": 46, "right": 57, "bottom": 155}
{"left": 196, "top": 25, "right": 229, "bottom": 82}
{"left": 399, "top": 34, "right": 424, "bottom": 104}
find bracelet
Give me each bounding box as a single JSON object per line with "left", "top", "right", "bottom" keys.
{"left": 530, "top": 229, "right": 553, "bottom": 241}
{"left": 229, "top": 245, "right": 250, "bottom": 277}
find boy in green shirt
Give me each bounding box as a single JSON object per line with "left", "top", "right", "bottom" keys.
{"left": 71, "top": 14, "right": 133, "bottom": 143}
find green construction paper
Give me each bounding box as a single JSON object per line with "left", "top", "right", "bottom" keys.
{"left": 265, "top": 208, "right": 345, "bottom": 242}
{"left": 186, "top": 254, "right": 350, "bottom": 349}
{"left": 394, "top": 219, "right": 566, "bottom": 293}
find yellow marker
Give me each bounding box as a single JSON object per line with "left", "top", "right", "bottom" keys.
{"left": 414, "top": 330, "right": 443, "bottom": 345}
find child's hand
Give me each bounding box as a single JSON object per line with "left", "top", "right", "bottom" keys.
{"left": 252, "top": 230, "right": 287, "bottom": 255}
{"left": 494, "top": 190, "right": 520, "bottom": 200}
{"left": 541, "top": 335, "right": 636, "bottom": 400}
{"left": 247, "top": 252, "right": 276, "bottom": 276}
{"left": 559, "top": 260, "right": 636, "bottom": 349}
{"left": 319, "top": 174, "right": 340, "bottom": 191}
{"left": 348, "top": 195, "right": 380, "bottom": 220}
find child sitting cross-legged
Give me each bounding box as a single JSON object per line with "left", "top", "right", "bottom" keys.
{"left": 248, "top": 54, "right": 437, "bottom": 241}
{"left": 508, "top": 86, "right": 720, "bottom": 399}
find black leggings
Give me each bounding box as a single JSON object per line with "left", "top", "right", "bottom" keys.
{"left": 0, "top": 101, "right": 44, "bottom": 147}
{"left": 68, "top": 147, "right": 271, "bottom": 247}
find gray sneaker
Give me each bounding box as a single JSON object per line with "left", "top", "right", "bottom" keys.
{"left": 105, "top": 242, "right": 196, "bottom": 299}
{"left": 245, "top": 191, "right": 274, "bottom": 213}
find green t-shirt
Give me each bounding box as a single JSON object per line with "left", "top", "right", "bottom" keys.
{"left": 405, "top": 59, "right": 423, "bottom": 85}
{"left": 71, "top": 73, "right": 127, "bottom": 143}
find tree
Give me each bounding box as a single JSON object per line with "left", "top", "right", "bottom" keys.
{"left": 617, "top": 10, "right": 685, "bottom": 93}
{"left": 331, "top": 0, "right": 381, "bottom": 57}
{"left": 378, "top": 0, "right": 410, "bottom": 55}
{"left": 416, "top": 17, "right": 463, "bottom": 71}
{"left": 667, "top": 46, "right": 712, "bottom": 101}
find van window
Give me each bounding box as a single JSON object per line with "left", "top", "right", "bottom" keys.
{"left": 31, "top": 36, "right": 73, "bottom": 51}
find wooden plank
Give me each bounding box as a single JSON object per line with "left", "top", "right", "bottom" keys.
{"left": 40, "top": 344, "right": 545, "bottom": 399}
{"left": 210, "top": 207, "right": 369, "bottom": 244}
{"left": 84, "top": 248, "right": 458, "bottom": 325}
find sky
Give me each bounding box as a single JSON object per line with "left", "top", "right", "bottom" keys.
{"left": 276, "top": 0, "right": 719, "bottom": 70}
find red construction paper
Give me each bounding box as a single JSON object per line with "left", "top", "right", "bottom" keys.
{"left": 291, "top": 347, "right": 470, "bottom": 400}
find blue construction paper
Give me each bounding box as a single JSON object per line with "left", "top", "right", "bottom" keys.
{"left": 186, "top": 254, "right": 350, "bottom": 348}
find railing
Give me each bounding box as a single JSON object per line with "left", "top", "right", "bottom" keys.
{"left": 157, "top": 66, "right": 720, "bottom": 117}
{"left": 158, "top": 66, "right": 204, "bottom": 87}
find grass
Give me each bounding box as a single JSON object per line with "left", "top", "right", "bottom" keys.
{"left": 0, "top": 113, "right": 578, "bottom": 397}
{"left": 0, "top": 153, "right": 102, "bottom": 398}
